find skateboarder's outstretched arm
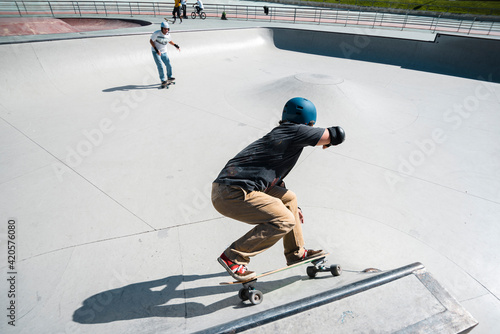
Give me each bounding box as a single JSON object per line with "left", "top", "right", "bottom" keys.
{"left": 316, "top": 126, "right": 345, "bottom": 149}
{"left": 169, "top": 41, "right": 181, "bottom": 52}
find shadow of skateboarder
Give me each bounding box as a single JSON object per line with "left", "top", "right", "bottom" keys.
{"left": 73, "top": 272, "right": 300, "bottom": 324}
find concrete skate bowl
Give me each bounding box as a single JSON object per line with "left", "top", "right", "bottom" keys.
{"left": 272, "top": 27, "right": 500, "bottom": 83}
{"left": 0, "top": 17, "right": 150, "bottom": 36}
{"left": 0, "top": 27, "right": 498, "bottom": 333}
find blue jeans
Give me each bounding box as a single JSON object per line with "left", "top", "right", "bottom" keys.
{"left": 152, "top": 51, "right": 172, "bottom": 82}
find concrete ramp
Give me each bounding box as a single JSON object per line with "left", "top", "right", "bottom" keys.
{"left": 1, "top": 25, "right": 498, "bottom": 333}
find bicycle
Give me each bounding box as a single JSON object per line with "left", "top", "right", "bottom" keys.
{"left": 191, "top": 5, "right": 206, "bottom": 19}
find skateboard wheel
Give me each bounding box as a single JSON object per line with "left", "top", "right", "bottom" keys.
{"left": 238, "top": 288, "right": 249, "bottom": 301}
{"left": 330, "top": 264, "right": 342, "bottom": 276}
{"left": 248, "top": 290, "right": 263, "bottom": 305}
{"left": 306, "top": 266, "right": 317, "bottom": 278}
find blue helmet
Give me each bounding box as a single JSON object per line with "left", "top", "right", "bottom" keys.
{"left": 161, "top": 21, "right": 169, "bottom": 29}
{"left": 282, "top": 97, "right": 317, "bottom": 125}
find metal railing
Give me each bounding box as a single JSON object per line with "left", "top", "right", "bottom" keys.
{"left": 259, "top": 0, "right": 500, "bottom": 17}
{"left": 0, "top": 1, "right": 499, "bottom": 37}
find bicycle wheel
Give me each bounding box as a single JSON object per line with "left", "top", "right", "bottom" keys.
{"left": 200, "top": 12, "right": 206, "bottom": 19}
{"left": 191, "top": 11, "right": 196, "bottom": 19}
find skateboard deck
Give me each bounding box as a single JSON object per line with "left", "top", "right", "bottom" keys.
{"left": 220, "top": 252, "right": 342, "bottom": 305}
{"left": 160, "top": 79, "right": 175, "bottom": 89}
{"left": 164, "top": 17, "right": 181, "bottom": 24}
{"left": 220, "top": 252, "right": 331, "bottom": 285}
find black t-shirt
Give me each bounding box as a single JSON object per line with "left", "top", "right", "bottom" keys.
{"left": 214, "top": 122, "right": 324, "bottom": 192}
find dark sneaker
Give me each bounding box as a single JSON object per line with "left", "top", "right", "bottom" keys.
{"left": 161, "top": 81, "right": 167, "bottom": 88}
{"left": 286, "top": 249, "right": 325, "bottom": 266}
{"left": 168, "top": 77, "right": 175, "bottom": 81}
{"left": 218, "top": 253, "right": 256, "bottom": 281}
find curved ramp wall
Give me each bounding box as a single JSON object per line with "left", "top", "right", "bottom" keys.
{"left": 271, "top": 28, "right": 500, "bottom": 83}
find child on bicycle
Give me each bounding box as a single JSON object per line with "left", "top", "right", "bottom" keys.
{"left": 195, "top": 0, "right": 204, "bottom": 13}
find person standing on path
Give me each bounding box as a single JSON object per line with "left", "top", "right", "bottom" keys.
{"left": 181, "top": 0, "right": 188, "bottom": 18}
{"left": 172, "top": 0, "right": 183, "bottom": 23}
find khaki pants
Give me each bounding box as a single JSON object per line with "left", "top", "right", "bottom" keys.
{"left": 212, "top": 182, "right": 305, "bottom": 265}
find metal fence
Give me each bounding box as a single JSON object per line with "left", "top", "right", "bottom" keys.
{"left": 266, "top": 0, "right": 500, "bottom": 17}
{"left": 1, "top": 1, "right": 499, "bottom": 36}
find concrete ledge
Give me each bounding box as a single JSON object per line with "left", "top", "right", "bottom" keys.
{"left": 199, "top": 263, "right": 477, "bottom": 333}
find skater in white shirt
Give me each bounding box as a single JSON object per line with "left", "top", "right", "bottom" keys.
{"left": 149, "top": 22, "right": 181, "bottom": 87}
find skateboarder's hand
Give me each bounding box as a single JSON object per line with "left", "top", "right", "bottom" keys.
{"left": 298, "top": 207, "right": 304, "bottom": 224}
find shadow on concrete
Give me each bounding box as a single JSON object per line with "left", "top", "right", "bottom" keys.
{"left": 102, "top": 84, "right": 161, "bottom": 92}
{"left": 73, "top": 272, "right": 301, "bottom": 324}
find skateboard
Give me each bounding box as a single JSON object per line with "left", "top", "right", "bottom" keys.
{"left": 220, "top": 252, "right": 341, "bottom": 305}
{"left": 160, "top": 79, "right": 175, "bottom": 89}
{"left": 164, "top": 16, "right": 181, "bottom": 24}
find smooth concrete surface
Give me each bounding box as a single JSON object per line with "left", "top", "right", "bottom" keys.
{"left": 0, "top": 14, "right": 499, "bottom": 334}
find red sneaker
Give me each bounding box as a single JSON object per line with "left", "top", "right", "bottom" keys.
{"left": 218, "top": 253, "right": 256, "bottom": 281}
{"left": 286, "top": 249, "right": 325, "bottom": 266}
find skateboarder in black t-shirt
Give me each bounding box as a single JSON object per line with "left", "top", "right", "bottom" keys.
{"left": 212, "top": 97, "right": 345, "bottom": 281}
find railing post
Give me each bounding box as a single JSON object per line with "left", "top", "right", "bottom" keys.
{"left": 402, "top": 11, "right": 408, "bottom": 31}
{"left": 433, "top": 14, "right": 441, "bottom": 33}
{"left": 15, "top": 1, "right": 22, "bottom": 16}
{"left": 487, "top": 21, "right": 494, "bottom": 36}
{"left": 468, "top": 17, "right": 476, "bottom": 35}
{"left": 48, "top": 1, "right": 54, "bottom": 16}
